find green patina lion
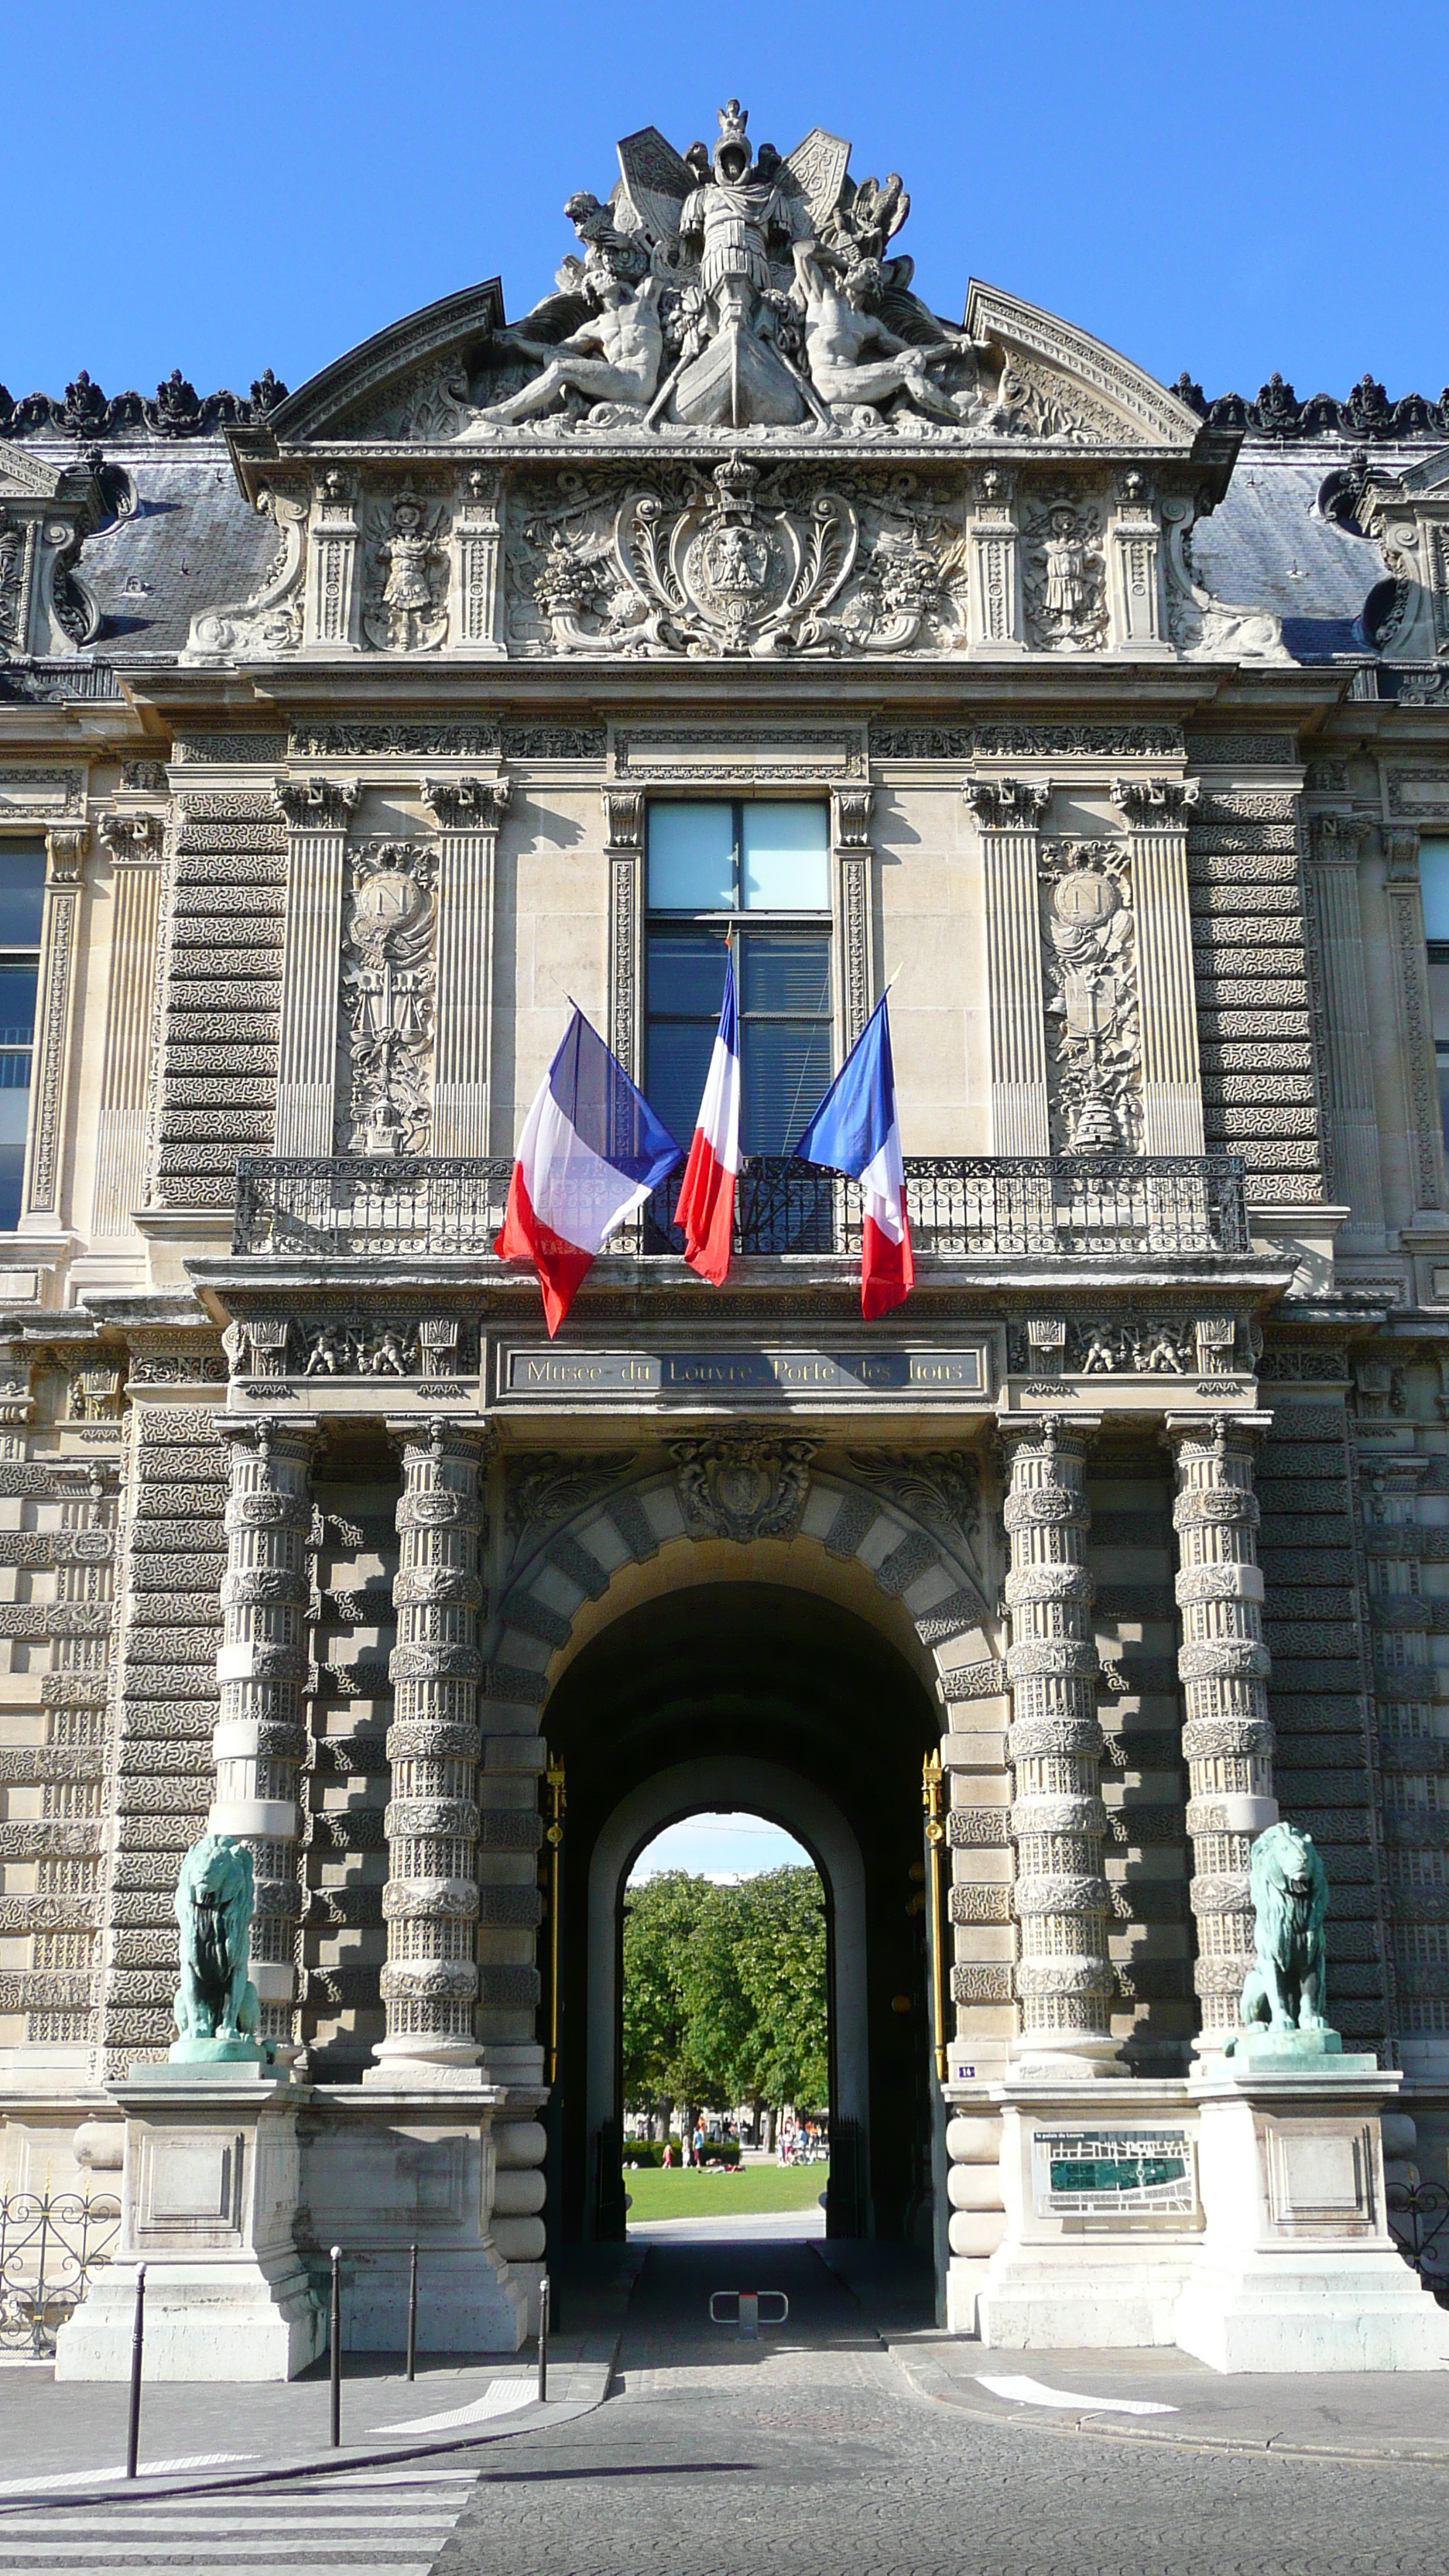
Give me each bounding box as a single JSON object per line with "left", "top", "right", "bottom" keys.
{"left": 1225, "top": 1819, "right": 1330, "bottom": 2050}
{"left": 172, "top": 1833, "right": 264, "bottom": 2051}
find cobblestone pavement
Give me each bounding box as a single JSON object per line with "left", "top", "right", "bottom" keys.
{"left": 440, "top": 2241, "right": 1449, "bottom": 2576}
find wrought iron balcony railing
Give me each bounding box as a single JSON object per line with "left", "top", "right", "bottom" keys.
{"left": 232, "top": 1153, "right": 1249, "bottom": 1261}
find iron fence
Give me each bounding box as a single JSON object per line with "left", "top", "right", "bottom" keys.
{"left": 1388, "top": 2179, "right": 1449, "bottom": 2306}
{"left": 0, "top": 2190, "right": 122, "bottom": 2355}
{"left": 234, "top": 1153, "right": 1247, "bottom": 1261}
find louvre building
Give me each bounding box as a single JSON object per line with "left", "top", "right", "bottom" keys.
{"left": 2, "top": 101, "right": 1449, "bottom": 2365}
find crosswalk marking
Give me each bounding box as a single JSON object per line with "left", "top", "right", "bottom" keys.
{"left": 0, "top": 2468, "right": 476, "bottom": 2573}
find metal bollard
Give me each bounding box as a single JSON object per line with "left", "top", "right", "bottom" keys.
{"left": 537, "top": 2274, "right": 550, "bottom": 2405}
{"left": 406, "top": 2242, "right": 418, "bottom": 2384}
{"left": 125, "top": 2263, "right": 147, "bottom": 2479}
{"left": 709, "top": 2288, "right": 789, "bottom": 2339}
{"left": 329, "top": 2245, "right": 342, "bottom": 2448}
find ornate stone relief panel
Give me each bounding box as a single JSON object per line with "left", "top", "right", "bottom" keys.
{"left": 336, "top": 841, "right": 437, "bottom": 1154}
{"left": 1038, "top": 839, "right": 1141, "bottom": 1153}
{"left": 505, "top": 457, "right": 971, "bottom": 656}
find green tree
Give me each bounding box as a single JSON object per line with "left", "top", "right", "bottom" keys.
{"left": 622, "top": 1863, "right": 828, "bottom": 2125}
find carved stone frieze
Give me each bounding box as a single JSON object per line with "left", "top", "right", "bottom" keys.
{"left": 502, "top": 1451, "right": 637, "bottom": 1546}
{"left": 672, "top": 1434, "right": 814, "bottom": 1542}
{"left": 1038, "top": 838, "right": 1140, "bottom": 1153}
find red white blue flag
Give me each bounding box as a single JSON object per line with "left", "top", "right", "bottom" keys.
{"left": 794, "top": 992, "right": 913, "bottom": 1319}
{"left": 673, "top": 948, "right": 740, "bottom": 1286}
{"left": 496, "top": 1007, "right": 681, "bottom": 1336}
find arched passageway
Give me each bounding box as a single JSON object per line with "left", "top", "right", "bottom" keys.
{"left": 542, "top": 1580, "right": 940, "bottom": 2249}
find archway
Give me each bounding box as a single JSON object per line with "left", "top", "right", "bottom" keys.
{"left": 541, "top": 1578, "right": 940, "bottom": 2250}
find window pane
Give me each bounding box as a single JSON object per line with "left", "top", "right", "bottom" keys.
{"left": 0, "top": 847, "right": 45, "bottom": 948}
{"left": 648, "top": 804, "right": 735, "bottom": 909}
{"left": 646, "top": 929, "right": 728, "bottom": 1019}
{"left": 0, "top": 964, "right": 37, "bottom": 1048}
{"left": 741, "top": 936, "right": 831, "bottom": 1016}
{"left": 1430, "top": 957, "right": 1449, "bottom": 1040}
{"left": 742, "top": 803, "right": 829, "bottom": 909}
{"left": 1424, "top": 842, "right": 1449, "bottom": 941}
{"left": 647, "top": 1023, "right": 717, "bottom": 1149}
{"left": 744, "top": 1020, "right": 833, "bottom": 1154}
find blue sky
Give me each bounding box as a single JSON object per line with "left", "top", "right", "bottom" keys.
{"left": 3, "top": 2, "right": 1446, "bottom": 409}
{"left": 629, "top": 1814, "right": 814, "bottom": 1882}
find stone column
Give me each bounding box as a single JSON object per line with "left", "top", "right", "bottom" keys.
{"left": 1306, "top": 814, "right": 1385, "bottom": 1238}
{"left": 1111, "top": 777, "right": 1205, "bottom": 1156}
{"left": 604, "top": 790, "right": 646, "bottom": 1081}
{"left": 20, "top": 825, "right": 90, "bottom": 1224}
{"left": 966, "top": 780, "right": 1051, "bottom": 1156}
{"left": 91, "top": 812, "right": 165, "bottom": 1240}
{"left": 303, "top": 474, "right": 363, "bottom": 649}
{"left": 373, "top": 1422, "right": 486, "bottom": 2076}
{"left": 421, "top": 776, "right": 510, "bottom": 1156}
{"left": 1382, "top": 825, "right": 1447, "bottom": 1218}
{"left": 1001, "top": 1416, "right": 1117, "bottom": 2070}
{"left": 966, "top": 464, "right": 1024, "bottom": 651}
{"left": 1167, "top": 1415, "right": 1278, "bottom": 2051}
{"left": 213, "top": 1420, "right": 318, "bottom": 2038}
{"left": 1106, "top": 476, "right": 1168, "bottom": 653}
{"left": 831, "top": 787, "right": 875, "bottom": 1053}
{"left": 446, "top": 467, "right": 505, "bottom": 654}
{"left": 272, "top": 778, "right": 361, "bottom": 1158}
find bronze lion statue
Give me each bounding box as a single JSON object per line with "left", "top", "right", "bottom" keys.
{"left": 173, "top": 1834, "right": 262, "bottom": 2047}
{"left": 1225, "top": 1820, "right": 1329, "bottom": 2049}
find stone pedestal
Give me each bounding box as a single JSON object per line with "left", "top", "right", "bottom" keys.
{"left": 976, "top": 2078, "right": 1200, "bottom": 2348}
{"left": 1173, "top": 2049, "right": 1449, "bottom": 2372}
{"left": 298, "top": 2083, "right": 526, "bottom": 2352}
{"left": 54, "top": 2067, "right": 324, "bottom": 2382}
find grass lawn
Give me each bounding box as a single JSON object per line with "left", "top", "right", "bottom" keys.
{"left": 623, "top": 2161, "right": 829, "bottom": 2221}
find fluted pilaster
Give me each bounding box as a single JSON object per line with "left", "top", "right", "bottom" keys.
{"left": 1002, "top": 1416, "right": 1117, "bottom": 2068}
{"left": 967, "top": 779, "right": 1051, "bottom": 1157}
{"left": 1168, "top": 1416, "right": 1278, "bottom": 2047}
{"left": 213, "top": 1420, "right": 318, "bottom": 2038}
{"left": 375, "top": 1422, "right": 486, "bottom": 2072}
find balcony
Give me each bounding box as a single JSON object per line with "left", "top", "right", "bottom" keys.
{"left": 231, "top": 1153, "right": 1249, "bottom": 1262}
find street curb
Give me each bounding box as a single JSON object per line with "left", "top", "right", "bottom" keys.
{"left": 0, "top": 2359, "right": 618, "bottom": 2516}
{"left": 883, "top": 2341, "right": 1449, "bottom": 2468}
{"left": 808, "top": 2248, "right": 1449, "bottom": 2472}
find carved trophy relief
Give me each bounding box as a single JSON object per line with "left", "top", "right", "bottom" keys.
{"left": 1023, "top": 495, "right": 1107, "bottom": 651}
{"left": 1038, "top": 839, "right": 1141, "bottom": 1155}
{"left": 506, "top": 457, "right": 968, "bottom": 656}
{"left": 362, "top": 486, "right": 448, "bottom": 651}
{"left": 337, "top": 840, "right": 437, "bottom": 1155}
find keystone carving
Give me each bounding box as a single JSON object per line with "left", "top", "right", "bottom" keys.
{"left": 671, "top": 1434, "right": 814, "bottom": 1542}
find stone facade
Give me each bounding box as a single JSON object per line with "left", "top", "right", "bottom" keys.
{"left": 2, "top": 101, "right": 1449, "bottom": 2352}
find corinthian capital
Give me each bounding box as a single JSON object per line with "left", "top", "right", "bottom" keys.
{"left": 964, "top": 776, "right": 1051, "bottom": 829}
{"left": 273, "top": 775, "right": 362, "bottom": 831}
{"left": 420, "top": 775, "right": 510, "bottom": 834}
{"left": 98, "top": 810, "right": 164, "bottom": 864}
{"left": 1109, "top": 776, "right": 1201, "bottom": 823}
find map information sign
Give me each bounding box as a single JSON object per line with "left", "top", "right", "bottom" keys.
{"left": 1032, "top": 2126, "right": 1197, "bottom": 2218}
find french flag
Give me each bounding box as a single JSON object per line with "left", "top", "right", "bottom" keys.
{"left": 496, "top": 1008, "right": 681, "bottom": 1336}
{"left": 672, "top": 949, "right": 740, "bottom": 1286}
{"left": 794, "top": 992, "right": 914, "bottom": 1319}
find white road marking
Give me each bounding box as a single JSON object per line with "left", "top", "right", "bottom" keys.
{"left": 0, "top": 2454, "right": 253, "bottom": 2497}
{"left": 975, "top": 2372, "right": 1177, "bottom": 2417}
{"left": 368, "top": 2378, "right": 536, "bottom": 2434}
